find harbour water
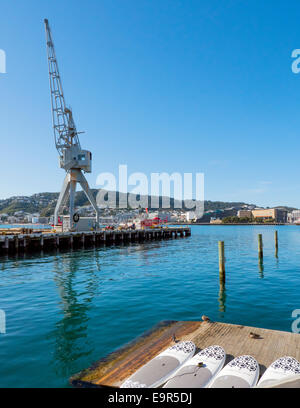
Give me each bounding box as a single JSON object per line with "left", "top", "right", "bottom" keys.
{"left": 1, "top": 225, "right": 300, "bottom": 387}
{"left": 0, "top": 224, "right": 51, "bottom": 229}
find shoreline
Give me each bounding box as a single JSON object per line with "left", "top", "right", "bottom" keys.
{"left": 171, "top": 223, "right": 295, "bottom": 226}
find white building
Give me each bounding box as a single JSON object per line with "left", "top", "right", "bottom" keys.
{"left": 287, "top": 210, "right": 300, "bottom": 224}
{"left": 186, "top": 211, "right": 197, "bottom": 222}
{"left": 237, "top": 210, "right": 252, "bottom": 218}
{"left": 7, "top": 216, "right": 18, "bottom": 224}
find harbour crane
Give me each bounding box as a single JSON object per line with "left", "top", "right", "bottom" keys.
{"left": 44, "top": 19, "right": 100, "bottom": 230}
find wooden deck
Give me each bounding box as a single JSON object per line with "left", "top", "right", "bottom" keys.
{"left": 70, "top": 320, "right": 300, "bottom": 387}
{"left": 0, "top": 226, "right": 191, "bottom": 256}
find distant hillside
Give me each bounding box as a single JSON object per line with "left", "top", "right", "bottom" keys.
{"left": 204, "top": 200, "right": 254, "bottom": 211}
{"left": 274, "top": 205, "right": 297, "bottom": 213}
{"left": 0, "top": 192, "right": 88, "bottom": 217}
{"left": 0, "top": 191, "right": 296, "bottom": 217}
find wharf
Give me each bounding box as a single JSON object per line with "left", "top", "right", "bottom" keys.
{"left": 0, "top": 226, "right": 191, "bottom": 256}
{"left": 70, "top": 320, "right": 300, "bottom": 388}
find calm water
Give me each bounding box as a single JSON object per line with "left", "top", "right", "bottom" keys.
{"left": 1, "top": 225, "right": 300, "bottom": 387}
{"left": 0, "top": 224, "right": 51, "bottom": 229}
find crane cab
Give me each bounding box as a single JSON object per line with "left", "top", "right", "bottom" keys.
{"left": 60, "top": 146, "right": 92, "bottom": 173}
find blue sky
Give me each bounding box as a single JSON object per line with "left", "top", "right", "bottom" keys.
{"left": 1, "top": 0, "right": 300, "bottom": 207}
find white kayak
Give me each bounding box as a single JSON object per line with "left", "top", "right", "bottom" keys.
{"left": 163, "top": 345, "right": 226, "bottom": 388}
{"left": 209, "top": 355, "right": 259, "bottom": 388}
{"left": 121, "top": 341, "right": 196, "bottom": 388}
{"left": 257, "top": 356, "right": 300, "bottom": 388}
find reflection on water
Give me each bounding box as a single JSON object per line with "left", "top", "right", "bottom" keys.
{"left": 218, "top": 284, "right": 226, "bottom": 315}
{"left": 47, "top": 243, "right": 162, "bottom": 378}
{"left": 258, "top": 258, "right": 264, "bottom": 278}
{"left": 50, "top": 251, "right": 100, "bottom": 377}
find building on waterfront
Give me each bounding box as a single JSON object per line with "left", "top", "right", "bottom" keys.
{"left": 30, "top": 216, "right": 48, "bottom": 224}
{"left": 186, "top": 211, "right": 197, "bottom": 222}
{"left": 7, "top": 216, "right": 18, "bottom": 224}
{"left": 38, "top": 217, "right": 49, "bottom": 224}
{"left": 251, "top": 208, "right": 287, "bottom": 223}
{"left": 287, "top": 210, "right": 300, "bottom": 224}
{"left": 210, "top": 217, "right": 222, "bottom": 224}
{"left": 237, "top": 210, "right": 252, "bottom": 218}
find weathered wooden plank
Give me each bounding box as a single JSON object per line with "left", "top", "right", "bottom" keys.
{"left": 70, "top": 320, "right": 300, "bottom": 388}
{"left": 70, "top": 320, "right": 200, "bottom": 387}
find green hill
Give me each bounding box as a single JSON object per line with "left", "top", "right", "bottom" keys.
{"left": 0, "top": 191, "right": 296, "bottom": 217}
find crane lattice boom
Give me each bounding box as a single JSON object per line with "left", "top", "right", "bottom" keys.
{"left": 44, "top": 18, "right": 81, "bottom": 158}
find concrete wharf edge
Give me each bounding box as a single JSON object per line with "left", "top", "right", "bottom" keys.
{"left": 70, "top": 320, "right": 300, "bottom": 388}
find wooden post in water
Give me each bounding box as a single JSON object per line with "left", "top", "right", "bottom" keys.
{"left": 15, "top": 236, "right": 19, "bottom": 251}
{"left": 55, "top": 234, "right": 59, "bottom": 249}
{"left": 40, "top": 235, "right": 44, "bottom": 249}
{"left": 258, "top": 234, "right": 263, "bottom": 259}
{"left": 218, "top": 285, "right": 226, "bottom": 313}
{"left": 275, "top": 230, "right": 278, "bottom": 257}
{"left": 4, "top": 236, "right": 9, "bottom": 253}
{"left": 218, "top": 241, "right": 225, "bottom": 284}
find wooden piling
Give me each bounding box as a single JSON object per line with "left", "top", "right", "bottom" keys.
{"left": 218, "top": 285, "right": 226, "bottom": 313}
{"left": 258, "top": 258, "right": 264, "bottom": 278}
{"left": 275, "top": 230, "right": 278, "bottom": 257}
{"left": 15, "top": 236, "right": 19, "bottom": 251}
{"left": 218, "top": 241, "right": 225, "bottom": 284}
{"left": 258, "top": 234, "right": 263, "bottom": 259}
{"left": 4, "top": 237, "right": 9, "bottom": 252}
